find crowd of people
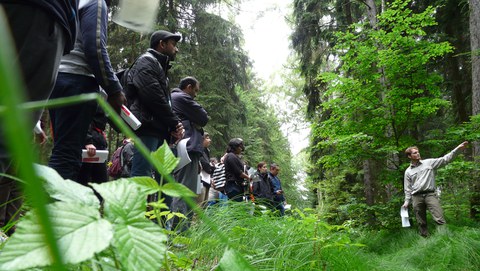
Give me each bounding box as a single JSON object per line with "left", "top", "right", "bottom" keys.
{"left": 200, "top": 137, "right": 287, "bottom": 217}
{"left": 0, "top": 0, "right": 287, "bottom": 237}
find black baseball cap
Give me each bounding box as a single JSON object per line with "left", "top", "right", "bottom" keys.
{"left": 150, "top": 30, "right": 181, "bottom": 48}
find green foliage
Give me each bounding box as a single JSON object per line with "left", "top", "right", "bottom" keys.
{"left": 319, "top": 0, "right": 453, "bottom": 161}
{"left": 304, "top": 0, "right": 466, "bottom": 227}
{"left": 358, "top": 226, "right": 480, "bottom": 271}
{"left": 0, "top": 164, "right": 170, "bottom": 270}
{"left": 291, "top": 0, "right": 366, "bottom": 116}
{"left": 184, "top": 205, "right": 366, "bottom": 270}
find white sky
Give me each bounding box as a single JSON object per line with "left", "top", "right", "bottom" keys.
{"left": 236, "top": 0, "right": 291, "bottom": 80}
{"left": 235, "top": 0, "right": 310, "bottom": 155}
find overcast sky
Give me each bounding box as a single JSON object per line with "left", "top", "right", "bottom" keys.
{"left": 235, "top": 1, "right": 310, "bottom": 155}
{"left": 236, "top": 0, "right": 291, "bottom": 80}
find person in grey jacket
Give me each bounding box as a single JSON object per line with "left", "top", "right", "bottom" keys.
{"left": 402, "top": 141, "right": 468, "bottom": 237}
{"left": 169, "top": 76, "right": 209, "bottom": 232}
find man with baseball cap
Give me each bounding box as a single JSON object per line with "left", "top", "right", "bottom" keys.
{"left": 126, "top": 30, "right": 184, "bottom": 205}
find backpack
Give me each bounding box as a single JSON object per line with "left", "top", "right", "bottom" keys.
{"left": 116, "top": 52, "right": 158, "bottom": 107}
{"left": 107, "top": 145, "right": 125, "bottom": 179}
{"left": 211, "top": 163, "right": 226, "bottom": 191}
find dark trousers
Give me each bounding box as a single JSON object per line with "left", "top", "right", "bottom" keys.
{"left": 78, "top": 162, "right": 109, "bottom": 186}
{"left": 274, "top": 200, "right": 285, "bottom": 216}
{"left": 169, "top": 153, "right": 201, "bottom": 232}
{"left": 0, "top": 4, "right": 66, "bottom": 172}
{"left": 225, "top": 182, "right": 245, "bottom": 202}
{"left": 48, "top": 73, "right": 99, "bottom": 181}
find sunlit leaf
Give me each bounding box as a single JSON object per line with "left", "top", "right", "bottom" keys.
{"left": 35, "top": 164, "right": 100, "bottom": 208}
{"left": 218, "top": 247, "right": 255, "bottom": 271}
{"left": 151, "top": 141, "right": 179, "bottom": 176}
{"left": 112, "top": 219, "right": 167, "bottom": 271}
{"left": 0, "top": 202, "right": 112, "bottom": 270}
{"left": 91, "top": 179, "right": 147, "bottom": 223}
{"left": 160, "top": 182, "right": 197, "bottom": 198}
{"left": 129, "top": 176, "right": 160, "bottom": 194}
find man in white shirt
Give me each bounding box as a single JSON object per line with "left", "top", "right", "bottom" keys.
{"left": 402, "top": 141, "right": 468, "bottom": 237}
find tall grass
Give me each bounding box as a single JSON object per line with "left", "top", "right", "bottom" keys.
{"left": 348, "top": 225, "right": 480, "bottom": 271}
{"left": 180, "top": 205, "right": 480, "bottom": 271}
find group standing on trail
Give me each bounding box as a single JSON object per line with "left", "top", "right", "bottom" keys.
{"left": 0, "top": 0, "right": 288, "bottom": 237}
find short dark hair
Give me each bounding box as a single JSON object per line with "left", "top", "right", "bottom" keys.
{"left": 257, "top": 161, "right": 267, "bottom": 170}
{"left": 178, "top": 77, "right": 198, "bottom": 90}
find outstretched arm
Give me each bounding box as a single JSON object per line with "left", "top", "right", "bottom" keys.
{"left": 457, "top": 141, "right": 469, "bottom": 150}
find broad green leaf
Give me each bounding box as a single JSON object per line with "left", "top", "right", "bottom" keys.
{"left": 0, "top": 202, "right": 112, "bottom": 270}
{"left": 91, "top": 180, "right": 147, "bottom": 224}
{"left": 34, "top": 164, "right": 100, "bottom": 208}
{"left": 160, "top": 182, "right": 197, "bottom": 198}
{"left": 129, "top": 176, "right": 160, "bottom": 194}
{"left": 112, "top": 219, "right": 167, "bottom": 271}
{"left": 218, "top": 247, "right": 255, "bottom": 271}
{"left": 151, "top": 141, "right": 179, "bottom": 176}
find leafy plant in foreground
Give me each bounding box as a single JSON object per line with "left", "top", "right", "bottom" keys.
{"left": 0, "top": 143, "right": 189, "bottom": 270}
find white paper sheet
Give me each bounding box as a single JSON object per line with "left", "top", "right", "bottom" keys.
{"left": 400, "top": 207, "right": 411, "bottom": 227}
{"left": 196, "top": 174, "right": 202, "bottom": 194}
{"left": 113, "top": 0, "right": 159, "bottom": 33}
{"left": 174, "top": 138, "right": 191, "bottom": 171}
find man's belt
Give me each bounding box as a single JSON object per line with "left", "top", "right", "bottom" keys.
{"left": 414, "top": 190, "right": 435, "bottom": 195}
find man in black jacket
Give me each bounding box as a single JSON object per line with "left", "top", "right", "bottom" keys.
{"left": 127, "top": 30, "right": 184, "bottom": 186}
{"left": 169, "top": 76, "right": 209, "bottom": 231}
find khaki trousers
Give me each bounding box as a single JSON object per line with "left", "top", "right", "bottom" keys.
{"left": 412, "top": 192, "right": 445, "bottom": 236}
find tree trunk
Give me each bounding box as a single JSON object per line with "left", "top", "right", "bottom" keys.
{"left": 469, "top": 0, "right": 480, "bottom": 220}
{"left": 363, "top": 160, "right": 374, "bottom": 206}
{"left": 363, "top": 159, "right": 377, "bottom": 226}
{"left": 362, "top": 0, "right": 378, "bottom": 225}
{"left": 365, "top": 0, "right": 378, "bottom": 28}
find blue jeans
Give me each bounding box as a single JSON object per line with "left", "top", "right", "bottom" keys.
{"left": 130, "top": 136, "right": 171, "bottom": 207}
{"left": 274, "top": 200, "right": 285, "bottom": 216}
{"left": 225, "top": 182, "right": 245, "bottom": 202}
{"left": 48, "top": 73, "right": 98, "bottom": 181}
{"left": 210, "top": 191, "right": 228, "bottom": 206}
{"left": 130, "top": 136, "right": 164, "bottom": 179}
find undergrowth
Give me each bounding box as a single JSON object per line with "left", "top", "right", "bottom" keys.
{"left": 176, "top": 205, "right": 480, "bottom": 271}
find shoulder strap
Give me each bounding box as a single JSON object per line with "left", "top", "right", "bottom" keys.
{"left": 119, "top": 145, "right": 126, "bottom": 167}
